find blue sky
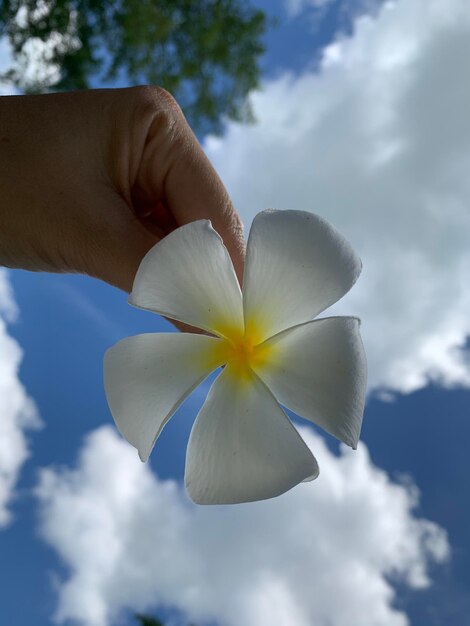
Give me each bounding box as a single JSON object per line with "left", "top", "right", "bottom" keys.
{"left": 1, "top": 1, "right": 470, "bottom": 625}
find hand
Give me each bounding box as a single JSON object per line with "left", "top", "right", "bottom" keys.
{"left": 0, "top": 86, "right": 244, "bottom": 292}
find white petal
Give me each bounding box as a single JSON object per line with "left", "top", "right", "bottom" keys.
{"left": 130, "top": 220, "right": 244, "bottom": 338}
{"left": 185, "top": 366, "right": 318, "bottom": 505}
{"left": 253, "top": 317, "right": 367, "bottom": 448}
{"left": 243, "top": 210, "right": 362, "bottom": 341}
{"left": 104, "top": 333, "right": 222, "bottom": 462}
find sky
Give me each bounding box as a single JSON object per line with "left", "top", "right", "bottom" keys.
{"left": 1, "top": 0, "right": 470, "bottom": 625}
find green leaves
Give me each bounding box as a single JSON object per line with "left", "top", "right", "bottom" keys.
{"left": 135, "top": 615, "right": 198, "bottom": 626}
{"left": 135, "top": 615, "right": 164, "bottom": 626}
{"left": 0, "top": 0, "right": 267, "bottom": 134}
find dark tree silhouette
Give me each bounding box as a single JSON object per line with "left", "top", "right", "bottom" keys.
{"left": 0, "top": 0, "right": 267, "bottom": 133}
{"left": 135, "top": 614, "right": 198, "bottom": 626}
{"left": 135, "top": 615, "right": 164, "bottom": 626}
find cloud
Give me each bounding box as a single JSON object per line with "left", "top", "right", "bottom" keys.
{"left": 0, "top": 37, "right": 11, "bottom": 71}
{"left": 0, "top": 37, "right": 17, "bottom": 95}
{"left": 285, "top": 0, "right": 332, "bottom": 20}
{"left": 0, "top": 269, "right": 41, "bottom": 527}
{"left": 204, "top": 0, "right": 470, "bottom": 395}
{"left": 284, "top": 0, "right": 383, "bottom": 29}
{"left": 36, "top": 425, "right": 449, "bottom": 626}
{"left": 0, "top": 4, "right": 81, "bottom": 92}
{"left": 0, "top": 31, "right": 60, "bottom": 92}
{"left": 0, "top": 270, "right": 19, "bottom": 322}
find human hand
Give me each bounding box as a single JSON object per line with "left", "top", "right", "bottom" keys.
{"left": 0, "top": 87, "right": 244, "bottom": 292}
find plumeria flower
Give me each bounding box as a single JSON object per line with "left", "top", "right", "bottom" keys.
{"left": 104, "top": 210, "right": 367, "bottom": 505}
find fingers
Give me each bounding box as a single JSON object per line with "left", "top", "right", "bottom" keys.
{"left": 135, "top": 87, "right": 246, "bottom": 284}
{"left": 165, "top": 143, "right": 245, "bottom": 284}
{"left": 88, "top": 191, "right": 159, "bottom": 293}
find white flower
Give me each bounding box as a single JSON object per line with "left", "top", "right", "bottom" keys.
{"left": 104, "top": 210, "right": 367, "bottom": 505}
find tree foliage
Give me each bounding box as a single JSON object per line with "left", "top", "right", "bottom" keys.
{"left": 135, "top": 615, "right": 164, "bottom": 626}
{"left": 135, "top": 615, "right": 197, "bottom": 626}
{"left": 0, "top": 0, "right": 267, "bottom": 133}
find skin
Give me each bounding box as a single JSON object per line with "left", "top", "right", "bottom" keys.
{"left": 0, "top": 86, "right": 245, "bottom": 296}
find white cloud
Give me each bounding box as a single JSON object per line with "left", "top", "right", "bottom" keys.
{"left": 0, "top": 37, "right": 17, "bottom": 95}
{"left": 285, "top": 0, "right": 382, "bottom": 23}
{"left": 0, "top": 37, "right": 11, "bottom": 72}
{"left": 36, "top": 425, "right": 449, "bottom": 626}
{"left": 0, "top": 269, "right": 41, "bottom": 527}
{"left": 205, "top": 0, "right": 470, "bottom": 395}
{"left": 0, "top": 270, "right": 19, "bottom": 322}
{"left": 0, "top": 4, "right": 81, "bottom": 94}
{"left": 285, "top": 0, "right": 331, "bottom": 20}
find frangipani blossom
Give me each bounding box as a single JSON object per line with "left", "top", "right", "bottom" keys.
{"left": 104, "top": 210, "right": 367, "bottom": 505}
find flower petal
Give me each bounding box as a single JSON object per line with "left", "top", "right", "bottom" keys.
{"left": 104, "top": 333, "right": 222, "bottom": 462}
{"left": 185, "top": 366, "right": 318, "bottom": 505}
{"left": 130, "top": 220, "right": 244, "bottom": 338}
{"left": 243, "top": 210, "right": 362, "bottom": 341}
{"left": 253, "top": 317, "right": 367, "bottom": 448}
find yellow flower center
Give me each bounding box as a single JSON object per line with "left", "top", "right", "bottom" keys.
{"left": 223, "top": 333, "right": 255, "bottom": 367}
{"left": 205, "top": 321, "right": 277, "bottom": 384}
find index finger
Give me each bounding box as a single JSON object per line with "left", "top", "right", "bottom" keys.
{"left": 137, "top": 87, "right": 246, "bottom": 284}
